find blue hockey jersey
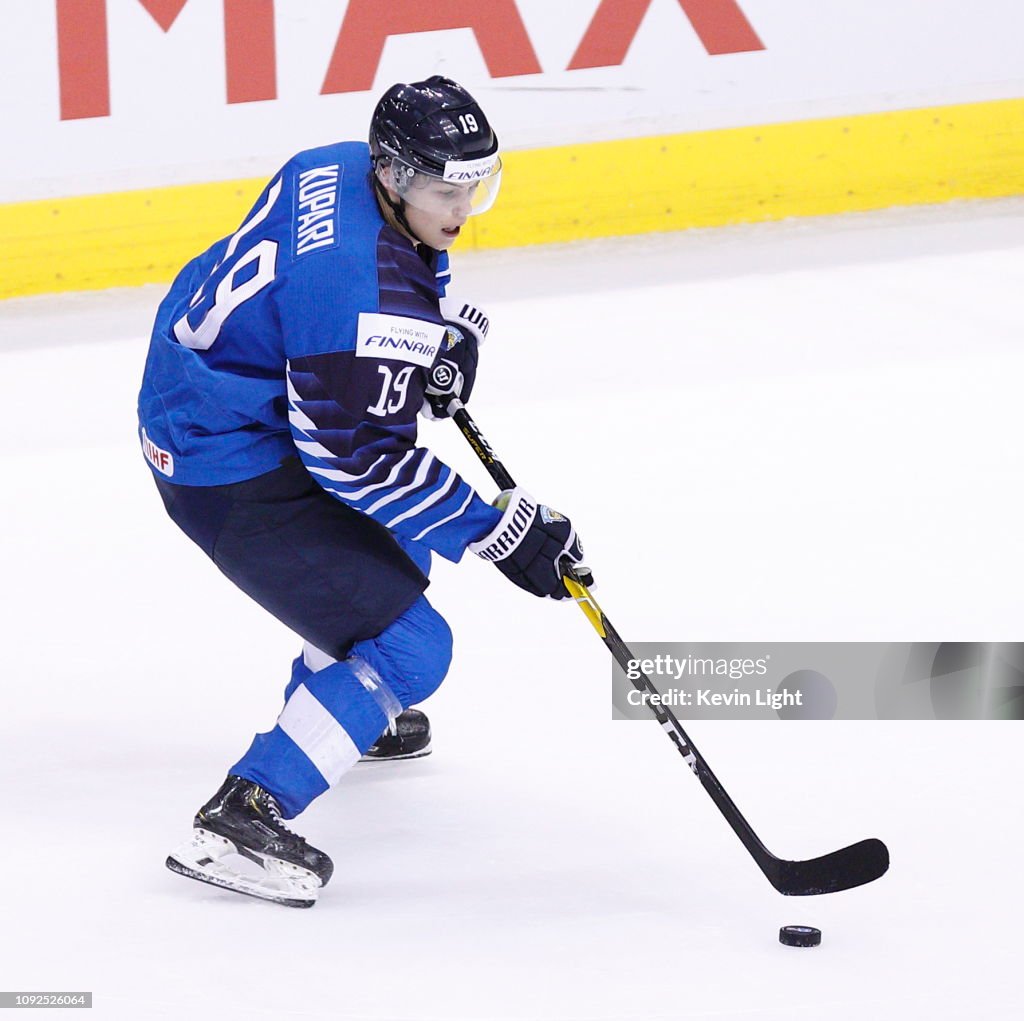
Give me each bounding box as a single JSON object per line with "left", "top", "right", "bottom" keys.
{"left": 138, "top": 142, "right": 499, "bottom": 562}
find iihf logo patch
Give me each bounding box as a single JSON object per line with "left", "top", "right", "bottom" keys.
{"left": 141, "top": 428, "right": 174, "bottom": 477}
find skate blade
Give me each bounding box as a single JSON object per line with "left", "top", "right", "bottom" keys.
{"left": 166, "top": 828, "right": 321, "bottom": 908}
{"left": 358, "top": 742, "right": 432, "bottom": 764}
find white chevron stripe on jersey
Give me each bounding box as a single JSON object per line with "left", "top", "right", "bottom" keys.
{"left": 286, "top": 393, "right": 318, "bottom": 435}
{"left": 285, "top": 368, "right": 301, "bottom": 399}
{"left": 309, "top": 448, "right": 417, "bottom": 501}
{"left": 364, "top": 451, "right": 435, "bottom": 514}
{"left": 289, "top": 407, "right": 318, "bottom": 434}
{"left": 301, "top": 452, "right": 388, "bottom": 484}
{"left": 411, "top": 487, "right": 475, "bottom": 542}
{"left": 285, "top": 368, "right": 324, "bottom": 436}
{"left": 277, "top": 683, "right": 360, "bottom": 786}
{"left": 293, "top": 438, "right": 337, "bottom": 460}
{"left": 385, "top": 466, "right": 458, "bottom": 529}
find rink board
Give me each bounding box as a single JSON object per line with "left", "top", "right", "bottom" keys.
{"left": 3, "top": 96, "right": 1024, "bottom": 299}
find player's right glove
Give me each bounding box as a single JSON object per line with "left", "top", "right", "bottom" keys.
{"left": 468, "top": 486, "right": 593, "bottom": 599}
{"left": 421, "top": 296, "right": 488, "bottom": 420}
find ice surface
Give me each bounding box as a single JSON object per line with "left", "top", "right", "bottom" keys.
{"left": 1, "top": 200, "right": 1022, "bottom": 1020}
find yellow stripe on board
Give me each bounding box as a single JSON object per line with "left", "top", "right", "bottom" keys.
{"left": 1, "top": 178, "right": 265, "bottom": 300}
{"left": 474, "top": 95, "right": 1024, "bottom": 248}
{"left": 3, "top": 97, "right": 1024, "bottom": 299}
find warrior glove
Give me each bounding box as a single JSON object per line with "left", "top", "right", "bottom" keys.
{"left": 469, "top": 487, "right": 593, "bottom": 599}
{"left": 422, "top": 296, "right": 489, "bottom": 420}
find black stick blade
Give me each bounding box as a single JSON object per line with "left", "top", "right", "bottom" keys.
{"left": 769, "top": 838, "right": 890, "bottom": 896}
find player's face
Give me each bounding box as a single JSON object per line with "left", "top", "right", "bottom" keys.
{"left": 377, "top": 158, "right": 502, "bottom": 249}
{"left": 401, "top": 180, "right": 476, "bottom": 250}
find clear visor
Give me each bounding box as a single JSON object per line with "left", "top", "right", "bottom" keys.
{"left": 379, "top": 155, "right": 502, "bottom": 218}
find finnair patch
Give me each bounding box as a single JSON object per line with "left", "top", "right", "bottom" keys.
{"left": 356, "top": 313, "right": 446, "bottom": 368}
{"left": 443, "top": 154, "right": 498, "bottom": 182}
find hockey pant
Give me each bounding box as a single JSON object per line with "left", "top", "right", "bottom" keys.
{"left": 154, "top": 456, "right": 452, "bottom": 818}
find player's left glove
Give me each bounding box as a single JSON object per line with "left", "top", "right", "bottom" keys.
{"left": 421, "top": 296, "right": 489, "bottom": 420}
{"left": 469, "top": 487, "right": 594, "bottom": 599}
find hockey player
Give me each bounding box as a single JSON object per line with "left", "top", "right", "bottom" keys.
{"left": 138, "top": 77, "right": 591, "bottom": 907}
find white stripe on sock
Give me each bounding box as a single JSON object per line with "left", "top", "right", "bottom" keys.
{"left": 277, "top": 684, "right": 359, "bottom": 785}
{"left": 302, "top": 642, "right": 337, "bottom": 673}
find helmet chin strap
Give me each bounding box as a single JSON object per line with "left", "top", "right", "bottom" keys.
{"left": 372, "top": 173, "right": 428, "bottom": 249}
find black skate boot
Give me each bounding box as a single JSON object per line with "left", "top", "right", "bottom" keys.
{"left": 360, "top": 708, "right": 432, "bottom": 761}
{"left": 166, "top": 775, "right": 333, "bottom": 908}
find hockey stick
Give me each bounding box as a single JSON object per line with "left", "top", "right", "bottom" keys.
{"left": 437, "top": 391, "right": 889, "bottom": 896}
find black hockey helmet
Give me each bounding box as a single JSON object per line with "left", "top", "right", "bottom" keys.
{"left": 370, "top": 76, "right": 501, "bottom": 217}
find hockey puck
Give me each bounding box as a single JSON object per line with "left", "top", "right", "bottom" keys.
{"left": 779, "top": 925, "right": 821, "bottom": 948}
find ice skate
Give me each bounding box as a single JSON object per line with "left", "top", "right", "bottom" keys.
{"left": 360, "top": 708, "right": 432, "bottom": 761}
{"left": 166, "top": 775, "right": 333, "bottom": 908}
